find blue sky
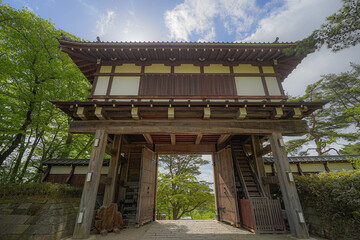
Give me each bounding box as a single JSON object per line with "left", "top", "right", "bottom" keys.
{"left": 5, "top": 0, "right": 359, "bottom": 97}
{"left": 5, "top": 0, "right": 360, "bottom": 178}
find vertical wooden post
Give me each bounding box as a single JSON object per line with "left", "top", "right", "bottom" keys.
{"left": 153, "top": 154, "right": 159, "bottom": 221}
{"left": 212, "top": 153, "right": 220, "bottom": 221}
{"left": 117, "top": 151, "right": 130, "bottom": 204}
{"left": 103, "top": 135, "right": 123, "bottom": 206}
{"left": 269, "top": 133, "right": 309, "bottom": 239}
{"left": 251, "top": 135, "right": 270, "bottom": 197}
{"left": 73, "top": 130, "right": 107, "bottom": 239}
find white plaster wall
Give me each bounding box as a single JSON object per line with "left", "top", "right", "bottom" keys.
{"left": 235, "top": 77, "right": 265, "bottom": 96}
{"left": 265, "top": 77, "right": 281, "bottom": 95}
{"left": 110, "top": 76, "right": 140, "bottom": 95}
{"left": 94, "top": 76, "right": 110, "bottom": 95}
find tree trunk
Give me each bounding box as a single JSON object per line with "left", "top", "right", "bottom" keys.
{"left": 60, "top": 132, "right": 73, "bottom": 158}
{"left": 172, "top": 207, "right": 180, "bottom": 220}
{"left": 9, "top": 136, "right": 27, "bottom": 182}
{"left": 19, "top": 134, "right": 41, "bottom": 182}
{"left": 0, "top": 102, "right": 34, "bottom": 166}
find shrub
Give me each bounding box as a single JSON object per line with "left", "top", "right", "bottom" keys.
{"left": 295, "top": 170, "right": 360, "bottom": 239}
{"left": 0, "top": 182, "right": 82, "bottom": 199}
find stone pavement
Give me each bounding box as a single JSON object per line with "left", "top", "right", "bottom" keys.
{"left": 88, "top": 220, "right": 325, "bottom": 240}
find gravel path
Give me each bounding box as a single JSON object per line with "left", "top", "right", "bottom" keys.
{"left": 84, "top": 220, "right": 324, "bottom": 240}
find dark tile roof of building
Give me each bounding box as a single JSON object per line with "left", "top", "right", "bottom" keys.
{"left": 60, "top": 34, "right": 295, "bottom": 45}
{"left": 43, "top": 155, "right": 358, "bottom": 166}
{"left": 264, "top": 155, "right": 359, "bottom": 164}
{"left": 43, "top": 158, "right": 111, "bottom": 166}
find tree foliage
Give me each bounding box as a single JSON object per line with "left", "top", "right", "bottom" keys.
{"left": 312, "top": 0, "right": 360, "bottom": 52}
{"left": 286, "top": 63, "right": 360, "bottom": 155}
{"left": 157, "top": 155, "right": 214, "bottom": 220}
{"left": 159, "top": 155, "right": 209, "bottom": 177}
{"left": 285, "top": 0, "right": 360, "bottom": 56}
{"left": 295, "top": 171, "right": 360, "bottom": 239}
{"left": 0, "top": 4, "right": 92, "bottom": 183}
{"left": 157, "top": 172, "right": 214, "bottom": 220}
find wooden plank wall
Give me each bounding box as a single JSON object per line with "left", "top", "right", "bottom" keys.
{"left": 214, "top": 148, "right": 240, "bottom": 226}
{"left": 139, "top": 75, "right": 237, "bottom": 96}
{"left": 136, "top": 148, "right": 157, "bottom": 225}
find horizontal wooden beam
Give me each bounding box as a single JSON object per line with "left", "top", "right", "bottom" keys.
{"left": 155, "top": 144, "right": 215, "bottom": 153}
{"left": 69, "top": 120, "right": 309, "bottom": 136}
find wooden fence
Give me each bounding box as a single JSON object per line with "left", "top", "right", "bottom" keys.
{"left": 239, "top": 198, "right": 286, "bottom": 233}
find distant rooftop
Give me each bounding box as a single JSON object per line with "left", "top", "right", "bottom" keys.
{"left": 43, "top": 155, "right": 359, "bottom": 166}
{"left": 264, "top": 155, "right": 359, "bottom": 164}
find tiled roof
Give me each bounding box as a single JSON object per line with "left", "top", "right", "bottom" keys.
{"left": 59, "top": 35, "right": 304, "bottom": 83}
{"left": 44, "top": 155, "right": 359, "bottom": 166}
{"left": 43, "top": 158, "right": 110, "bottom": 166}
{"left": 59, "top": 34, "right": 295, "bottom": 45}
{"left": 264, "top": 155, "right": 359, "bottom": 164}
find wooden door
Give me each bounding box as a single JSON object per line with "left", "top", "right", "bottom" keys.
{"left": 136, "top": 147, "right": 157, "bottom": 225}
{"left": 214, "top": 148, "right": 240, "bottom": 226}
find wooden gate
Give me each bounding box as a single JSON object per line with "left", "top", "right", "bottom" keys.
{"left": 240, "top": 198, "right": 286, "bottom": 233}
{"left": 214, "top": 148, "right": 240, "bottom": 226}
{"left": 136, "top": 147, "right": 157, "bottom": 225}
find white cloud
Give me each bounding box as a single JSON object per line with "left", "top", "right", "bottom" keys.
{"left": 164, "top": 0, "right": 260, "bottom": 41}
{"left": 241, "top": 0, "right": 360, "bottom": 97}
{"left": 242, "top": 0, "right": 340, "bottom": 43}
{"left": 96, "top": 10, "right": 116, "bottom": 37}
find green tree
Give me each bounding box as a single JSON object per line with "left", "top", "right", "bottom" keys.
{"left": 157, "top": 155, "right": 214, "bottom": 220}
{"left": 159, "top": 155, "right": 209, "bottom": 177}
{"left": 286, "top": 0, "right": 360, "bottom": 56}
{"left": 0, "top": 4, "right": 91, "bottom": 182}
{"left": 312, "top": 0, "right": 360, "bottom": 52}
{"left": 157, "top": 172, "right": 214, "bottom": 220}
{"left": 286, "top": 63, "right": 360, "bottom": 155}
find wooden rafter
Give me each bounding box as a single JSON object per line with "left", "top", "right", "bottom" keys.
{"left": 143, "top": 133, "right": 153, "bottom": 145}
{"left": 75, "top": 107, "right": 89, "bottom": 120}
{"left": 203, "top": 107, "right": 211, "bottom": 120}
{"left": 236, "top": 108, "right": 247, "bottom": 120}
{"left": 168, "top": 107, "right": 174, "bottom": 120}
{"left": 274, "top": 107, "right": 284, "bottom": 119}
{"left": 95, "top": 107, "right": 108, "bottom": 120}
{"left": 195, "top": 133, "right": 203, "bottom": 144}
{"left": 170, "top": 134, "right": 176, "bottom": 145}
{"left": 217, "top": 134, "right": 231, "bottom": 145}
{"left": 131, "top": 107, "right": 140, "bottom": 120}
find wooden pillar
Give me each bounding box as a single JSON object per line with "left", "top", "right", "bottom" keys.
{"left": 269, "top": 133, "right": 309, "bottom": 239}
{"left": 73, "top": 130, "right": 107, "bottom": 239}
{"left": 103, "top": 135, "right": 123, "bottom": 207}
{"left": 117, "top": 152, "right": 130, "bottom": 205}
{"left": 251, "top": 135, "right": 270, "bottom": 197}
{"left": 212, "top": 153, "right": 220, "bottom": 221}
{"left": 153, "top": 154, "right": 159, "bottom": 221}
